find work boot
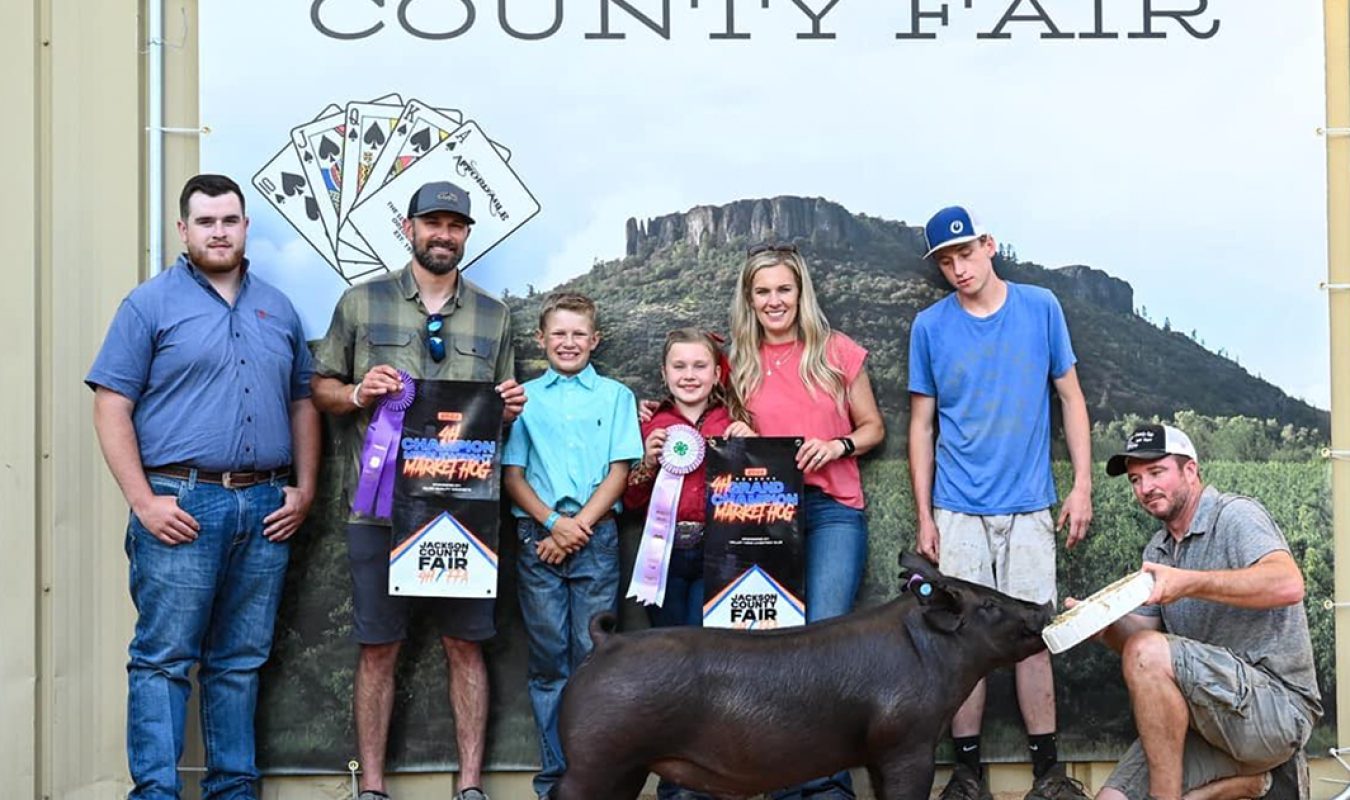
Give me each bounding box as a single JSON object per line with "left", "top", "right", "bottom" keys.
{"left": 1024, "top": 764, "right": 1090, "bottom": 800}
{"left": 939, "top": 764, "right": 993, "bottom": 800}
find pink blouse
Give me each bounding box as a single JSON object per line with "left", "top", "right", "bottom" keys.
{"left": 745, "top": 332, "right": 868, "bottom": 509}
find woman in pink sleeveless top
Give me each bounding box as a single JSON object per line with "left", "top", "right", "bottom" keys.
{"left": 725, "top": 243, "right": 886, "bottom": 799}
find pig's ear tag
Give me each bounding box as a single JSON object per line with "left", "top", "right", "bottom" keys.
{"left": 905, "top": 574, "right": 933, "bottom": 599}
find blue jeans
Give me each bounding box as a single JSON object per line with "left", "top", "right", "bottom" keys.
{"left": 124, "top": 472, "right": 289, "bottom": 800}
{"left": 516, "top": 517, "right": 621, "bottom": 799}
{"left": 771, "top": 488, "right": 868, "bottom": 800}
{"left": 803, "top": 488, "right": 867, "bottom": 624}
{"left": 647, "top": 546, "right": 705, "bottom": 629}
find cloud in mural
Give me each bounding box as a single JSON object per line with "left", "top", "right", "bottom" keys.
{"left": 250, "top": 93, "right": 538, "bottom": 286}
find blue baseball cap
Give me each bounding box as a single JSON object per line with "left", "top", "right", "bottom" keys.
{"left": 923, "top": 205, "right": 986, "bottom": 258}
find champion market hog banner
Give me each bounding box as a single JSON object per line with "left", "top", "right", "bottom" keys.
{"left": 390, "top": 381, "right": 504, "bottom": 598}
{"left": 702, "top": 436, "right": 805, "bottom": 629}
{"left": 205, "top": 2, "right": 1336, "bottom": 772}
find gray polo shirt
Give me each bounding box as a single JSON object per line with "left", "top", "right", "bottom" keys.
{"left": 1137, "top": 485, "right": 1322, "bottom": 720}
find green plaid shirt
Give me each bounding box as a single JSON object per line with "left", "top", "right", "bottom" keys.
{"left": 313, "top": 265, "right": 515, "bottom": 522}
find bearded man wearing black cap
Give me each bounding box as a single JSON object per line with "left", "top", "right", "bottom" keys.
{"left": 311, "top": 181, "right": 527, "bottom": 800}
{"left": 1083, "top": 424, "right": 1319, "bottom": 800}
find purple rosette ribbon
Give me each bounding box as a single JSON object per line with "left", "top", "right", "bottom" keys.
{"left": 627, "top": 425, "right": 705, "bottom": 607}
{"left": 352, "top": 370, "right": 416, "bottom": 519}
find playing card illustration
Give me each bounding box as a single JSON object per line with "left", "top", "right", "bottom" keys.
{"left": 254, "top": 96, "right": 536, "bottom": 285}
{"left": 252, "top": 104, "right": 345, "bottom": 270}
{"left": 338, "top": 98, "right": 406, "bottom": 238}
{"left": 358, "top": 100, "right": 463, "bottom": 210}
{"left": 346, "top": 120, "right": 539, "bottom": 276}
{"left": 291, "top": 108, "right": 372, "bottom": 263}
{"left": 359, "top": 100, "right": 511, "bottom": 210}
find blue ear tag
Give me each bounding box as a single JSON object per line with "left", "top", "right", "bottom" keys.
{"left": 906, "top": 574, "right": 933, "bottom": 597}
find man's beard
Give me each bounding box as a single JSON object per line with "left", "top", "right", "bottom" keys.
{"left": 414, "top": 238, "right": 463, "bottom": 275}
{"left": 1143, "top": 485, "right": 1191, "bottom": 524}
{"left": 187, "top": 241, "right": 244, "bottom": 273}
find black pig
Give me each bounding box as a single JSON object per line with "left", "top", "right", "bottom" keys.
{"left": 552, "top": 552, "right": 1052, "bottom": 800}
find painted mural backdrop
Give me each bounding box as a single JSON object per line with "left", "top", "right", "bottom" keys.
{"left": 200, "top": 0, "right": 1334, "bottom": 774}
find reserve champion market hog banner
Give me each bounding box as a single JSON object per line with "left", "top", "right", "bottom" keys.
{"left": 390, "top": 381, "right": 505, "bottom": 599}
{"left": 200, "top": 1, "right": 1336, "bottom": 773}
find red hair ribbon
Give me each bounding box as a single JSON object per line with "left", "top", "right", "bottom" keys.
{"left": 707, "top": 331, "right": 732, "bottom": 387}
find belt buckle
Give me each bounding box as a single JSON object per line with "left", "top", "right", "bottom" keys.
{"left": 674, "top": 522, "right": 704, "bottom": 549}
{"left": 221, "top": 471, "right": 237, "bottom": 489}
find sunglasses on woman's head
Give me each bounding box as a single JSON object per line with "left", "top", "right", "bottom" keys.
{"left": 426, "top": 314, "right": 446, "bottom": 362}
{"left": 747, "top": 242, "right": 799, "bottom": 256}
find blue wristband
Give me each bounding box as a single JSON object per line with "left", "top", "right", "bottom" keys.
{"left": 543, "top": 511, "right": 561, "bottom": 531}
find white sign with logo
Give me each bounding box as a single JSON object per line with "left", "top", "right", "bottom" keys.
{"left": 389, "top": 512, "right": 499, "bottom": 598}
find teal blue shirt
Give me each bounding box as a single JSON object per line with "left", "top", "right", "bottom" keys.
{"left": 503, "top": 364, "right": 643, "bottom": 517}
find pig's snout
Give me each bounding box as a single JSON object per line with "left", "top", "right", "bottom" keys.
{"left": 1026, "top": 602, "right": 1054, "bottom": 635}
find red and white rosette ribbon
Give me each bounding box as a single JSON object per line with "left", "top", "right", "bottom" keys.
{"left": 626, "top": 424, "right": 705, "bottom": 607}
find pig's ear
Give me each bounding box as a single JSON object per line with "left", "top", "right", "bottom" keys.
{"left": 920, "top": 583, "right": 965, "bottom": 634}
{"left": 899, "top": 551, "right": 936, "bottom": 582}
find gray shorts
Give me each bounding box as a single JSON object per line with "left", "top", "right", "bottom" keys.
{"left": 1103, "top": 635, "right": 1315, "bottom": 800}
{"left": 935, "top": 508, "right": 1056, "bottom": 605}
{"left": 347, "top": 522, "right": 496, "bottom": 644}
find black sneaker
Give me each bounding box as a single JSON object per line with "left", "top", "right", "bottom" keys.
{"left": 1024, "top": 764, "right": 1090, "bottom": 800}
{"left": 939, "top": 764, "right": 993, "bottom": 800}
{"left": 1265, "top": 749, "right": 1309, "bottom": 800}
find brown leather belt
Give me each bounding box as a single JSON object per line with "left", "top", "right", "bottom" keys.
{"left": 148, "top": 464, "right": 290, "bottom": 489}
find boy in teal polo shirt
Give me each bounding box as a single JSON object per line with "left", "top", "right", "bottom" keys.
{"left": 502, "top": 291, "right": 643, "bottom": 800}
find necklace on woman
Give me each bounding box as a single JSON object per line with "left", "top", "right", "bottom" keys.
{"left": 765, "top": 341, "right": 799, "bottom": 377}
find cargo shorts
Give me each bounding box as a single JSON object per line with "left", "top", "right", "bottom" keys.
{"left": 1103, "top": 635, "right": 1315, "bottom": 800}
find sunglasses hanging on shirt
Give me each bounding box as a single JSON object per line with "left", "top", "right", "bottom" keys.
{"left": 426, "top": 314, "right": 446, "bottom": 362}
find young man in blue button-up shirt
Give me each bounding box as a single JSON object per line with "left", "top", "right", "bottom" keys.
{"left": 87, "top": 174, "right": 320, "bottom": 800}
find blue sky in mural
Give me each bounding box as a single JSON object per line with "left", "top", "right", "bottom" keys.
{"left": 201, "top": 1, "right": 1329, "bottom": 406}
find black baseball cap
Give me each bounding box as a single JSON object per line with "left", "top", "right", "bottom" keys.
{"left": 407, "top": 181, "right": 475, "bottom": 224}
{"left": 1105, "top": 424, "right": 1199, "bottom": 477}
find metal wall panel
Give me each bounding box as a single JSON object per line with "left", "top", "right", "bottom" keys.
{"left": 0, "top": 0, "right": 41, "bottom": 792}
{"left": 43, "top": 0, "right": 143, "bottom": 796}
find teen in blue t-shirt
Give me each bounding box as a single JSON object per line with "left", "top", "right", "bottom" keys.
{"left": 908, "top": 206, "right": 1093, "bottom": 800}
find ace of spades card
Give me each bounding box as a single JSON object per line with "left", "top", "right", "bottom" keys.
{"left": 346, "top": 121, "right": 539, "bottom": 273}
